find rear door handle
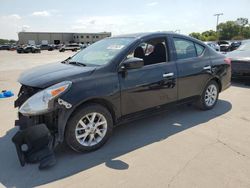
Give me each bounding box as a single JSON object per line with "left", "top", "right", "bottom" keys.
{"left": 163, "top": 73, "right": 174, "bottom": 78}
{"left": 203, "top": 65, "right": 211, "bottom": 70}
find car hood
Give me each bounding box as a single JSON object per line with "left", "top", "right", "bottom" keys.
{"left": 19, "top": 62, "right": 96, "bottom": 88}
{"left": 226, "top": 50, "right": 250, "bottom": 61}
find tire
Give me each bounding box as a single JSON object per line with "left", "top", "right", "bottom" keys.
{"left": 65, "top": 103, "right": 113, "bottom": 153}
{"left": 196, "top": 80, "right": 219, "bottom": 110}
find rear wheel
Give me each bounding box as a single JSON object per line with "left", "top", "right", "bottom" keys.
{"left": 65, "top": 103, "right": 113, "bottom": 152}
{"left": 196, "top": 80, "right": 219, "bottom": 110}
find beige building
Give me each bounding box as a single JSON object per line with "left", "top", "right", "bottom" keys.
{"left": 18, "top": 32, "right": 111, "bottom": 45}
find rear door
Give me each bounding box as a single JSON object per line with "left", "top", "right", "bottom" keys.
{"left": 171, "top": 36, "right": 212, "bottom": 100}
{"left": 119, "top": 36, "right": 178, "bottom": 115}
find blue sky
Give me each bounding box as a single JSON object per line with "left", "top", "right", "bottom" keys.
{"left": 0, "top": 0, "right": 250, "bottom": 39}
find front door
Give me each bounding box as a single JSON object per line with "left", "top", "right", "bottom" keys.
{"left": 119, "top": 37, "right": 178, "bottom": 116}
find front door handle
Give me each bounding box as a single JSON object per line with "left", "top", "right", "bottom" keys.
{"left": 203, "top": 65, "right": 211, "bottom": 70}
{"left": 163, "top": 72, "right": 174, "bottom": 78}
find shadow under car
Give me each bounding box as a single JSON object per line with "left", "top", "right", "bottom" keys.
{"left": 0, "top": 99, "right": 232, "bottom": 188}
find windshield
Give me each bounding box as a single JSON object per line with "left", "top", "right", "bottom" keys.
{"left": 69, "top": 37, "right": 134, "bottom": 66}
{"left": 237, "top": 40, "right": 250, "bottom": 51}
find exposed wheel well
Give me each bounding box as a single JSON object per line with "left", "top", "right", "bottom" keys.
{"left": 72, "top": 99, "right": 117, "bottom": 124}
{"left": 211, "top": 77, "right": 222, "bottom": 92}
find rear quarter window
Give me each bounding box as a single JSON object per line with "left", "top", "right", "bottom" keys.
{"left": 195, "top": 43, "right": 205, "bottom": 56}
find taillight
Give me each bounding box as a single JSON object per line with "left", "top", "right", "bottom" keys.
{"left": 224, "top": 58, "right": 231, "bottom": 66}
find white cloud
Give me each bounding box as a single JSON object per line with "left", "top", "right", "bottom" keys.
{"left": 146, "top": 2, "right": 158, "bottom": 6}
{"left": 32, "top": 11, "right": 51, "bottom": 17}
{"left": 72, "top": 16, "right": 133, "bottom": 34}
{"left": 22, "top": 25, "right": 30, "bottom": 29}
{"left": 1, "top": 14, "right": 21, "bottom": 20}
{"left": 31, "top": 10, "right": 61, "bottom": 17}
{"left": 0, "top": 14, "right": 23, "bottom": 39}
{"left": 21, "top": 25, "right": 30, "bottom": 31}
{"left": 71, "top": 15, "right": 170, "bottom": 35}
{"left": 9, "top": 14, "right": 22, "bottom": 20}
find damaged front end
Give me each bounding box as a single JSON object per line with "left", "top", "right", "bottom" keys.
{"left": 12, "top": 82, "right": 72, "bottom": 169}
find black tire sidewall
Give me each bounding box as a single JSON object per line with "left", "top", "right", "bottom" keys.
{"left": 65, "top": 103, "right": 113, "bottom": 153}
{"left": 200, "top": 80, "right": 219, "bottom": 110}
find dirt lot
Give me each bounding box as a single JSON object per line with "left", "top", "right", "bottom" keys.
{"left": 0, "top": 51, "right": 250, "bottom": 188}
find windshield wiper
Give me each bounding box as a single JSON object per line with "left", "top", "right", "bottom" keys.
{"left": 68, "top": 61, "right": 86, "bottom": 67}
{"left": 61, "top": 57, "right": 86, "bottom": 67}
{"left": 61, "top": 57, "right": 72, "bottom": 64}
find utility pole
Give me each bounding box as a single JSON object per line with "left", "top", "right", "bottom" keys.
{"left": 214, "top": 13, "right": 223, "bottom": 41}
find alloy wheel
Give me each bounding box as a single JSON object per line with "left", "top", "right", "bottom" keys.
{"left": 205, "top": 84, "right": 218, "bottom": 107}
{"left": 75, "top": 112, "right": 108, "bottom": 147}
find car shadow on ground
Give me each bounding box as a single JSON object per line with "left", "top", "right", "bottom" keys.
{"left": 0, "top": 100, "right": 232, "bottom": 188}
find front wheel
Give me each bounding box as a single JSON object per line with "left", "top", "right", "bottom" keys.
{"left": 65, "top": 103, "right": 113, "bottom": 152}
{"left": 196, "top": 80, "right": 219, "bottom": 110}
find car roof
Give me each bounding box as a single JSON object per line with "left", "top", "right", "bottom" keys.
{"left": 111, "top": 31, "right": 205, "bottom": 46}
{"left": 111, "top": 31, "right": 183, "bottom": 39}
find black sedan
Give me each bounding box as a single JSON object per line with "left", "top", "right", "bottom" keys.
{"left": 16, "top": 46, "right": 41, "bottom": 53}
{"left": 226, "top": 40, "right": 250, "bottom": 78}
{"left": 13, "top": 32, "right": 231, "bottom": 169}
{"left": 0, "top": 45, "right": 10, "bottom": 50}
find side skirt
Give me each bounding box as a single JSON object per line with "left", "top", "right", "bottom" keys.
{"left": 116, "top": 96, "right": 198, "bottom": 126}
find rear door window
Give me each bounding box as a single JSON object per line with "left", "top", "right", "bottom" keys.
{"left": 173, "top": 38, "right": 197, "bottom": 60}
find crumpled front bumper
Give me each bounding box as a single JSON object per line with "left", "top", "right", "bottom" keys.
{"left": 12, "top": 84, "right": 73, "bottom": 169}
{"left": 12, "top": 122, "right": 56, "bottom": 170}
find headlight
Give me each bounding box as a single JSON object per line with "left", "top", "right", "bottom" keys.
{"left": 19, "top": 81, "right": 72, "bottom": 116}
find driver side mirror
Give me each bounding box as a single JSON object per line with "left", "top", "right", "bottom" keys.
{"left": 121, "top": 57, "right": 144, "bottom": 70}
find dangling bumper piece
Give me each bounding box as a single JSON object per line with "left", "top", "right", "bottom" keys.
{"left": 12, "top": 123, "right": 56, "bottom": 170}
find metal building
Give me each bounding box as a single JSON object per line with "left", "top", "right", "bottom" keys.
{"left": 18, "top": 32, "right": 111, "bottom": 45}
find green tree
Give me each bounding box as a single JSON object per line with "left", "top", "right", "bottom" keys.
{"left": 217, "top": 21, "right": 241, "bottom": 40}
{"left": 235, "top": 18, "right": 249, "bottom": 37}
{"left": 236, "top": 18, "right": 248, "bottom": 27}
{"left": 189, "top": 32, "right": 205, "bottom": 41}
{"left": 206, "top": 35, "right": 217, "bottom": 41}
{"left": 0, "top": 39, "right": 9, "bottom": 45}
{"left": 0, "top": 39, "right": 17, "bottom": 45}
{"left": 242, "top": 26, "right": 250, "bottom": 38}
{"left": 189, "top": 32, "right": 201, "bottom": 39}
{"left": 189, "top": 18, "right": 250, "bottom": 41}
{"left": 201, "top": 30, "right": 217, "bottom": 41}
{"left": 9, "top": 39, "right": 17, "bottom": 44}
